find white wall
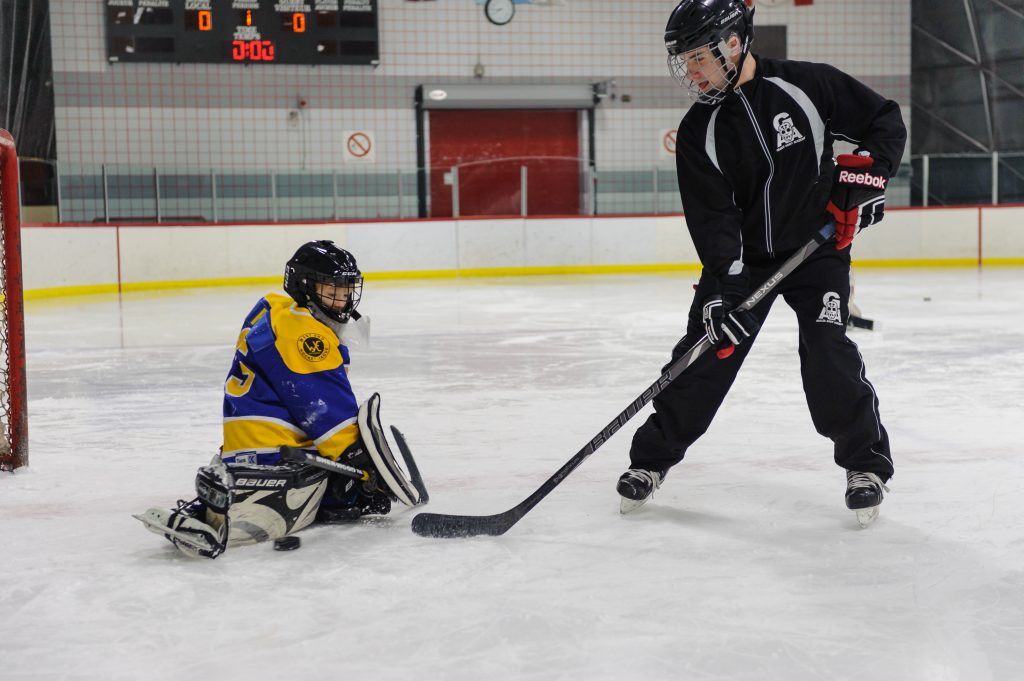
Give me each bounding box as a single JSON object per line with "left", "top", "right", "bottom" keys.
{"left": 20, "top": 207, "right": 1023, "bottom": 298}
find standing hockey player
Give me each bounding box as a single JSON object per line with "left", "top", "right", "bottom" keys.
{"left": 617, "top": 0, "right": 905, "bottom": 526}
{"left": 136, "top": 241, "right": 425, "bottom": 558}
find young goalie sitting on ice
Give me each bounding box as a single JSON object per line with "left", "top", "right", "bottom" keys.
{"left": 135, "top": 240, "right": 425, "bottom": 559}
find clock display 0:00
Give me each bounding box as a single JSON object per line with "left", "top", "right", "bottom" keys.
{"left": 232, "top": 39, "right": 276, "bottom": 62}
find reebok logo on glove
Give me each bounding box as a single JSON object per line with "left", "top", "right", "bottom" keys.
{"left": 837, "top": 170, "right": 887, "bottom": 189}
{"left": 827, "top": 153, "right": 890, "bottom": 250}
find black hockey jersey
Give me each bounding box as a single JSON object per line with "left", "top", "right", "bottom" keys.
{"left": 676, "top": 56, "right": 907, "bottom": 279}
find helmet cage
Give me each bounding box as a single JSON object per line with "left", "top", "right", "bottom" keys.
{"left": 300, "top": 270, "right": 363, "bottom": 324}
{"left": 283, "top": 241, "right": 363, "bottom": 324}
{"left": 668, "top": 37, "right": 742, "bottom": 105}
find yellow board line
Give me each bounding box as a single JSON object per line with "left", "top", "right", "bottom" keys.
{"left": 22, "top": 259, "right": 1023, "bottom": 300}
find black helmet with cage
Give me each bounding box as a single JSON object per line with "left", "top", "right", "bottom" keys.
{"left": 283, "top": 240, "right": 363, "bottom": 324}
{"left": 665, "top": 0, "right": 755, "bottom": 105}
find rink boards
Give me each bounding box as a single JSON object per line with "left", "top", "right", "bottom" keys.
{"left": 19, "top": 205, "right": 1024, "bottom": 298}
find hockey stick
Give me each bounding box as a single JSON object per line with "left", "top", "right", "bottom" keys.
{"left": 410, "top": 222, "right": 838, "bottom": 538}
{"left": 848, "top": 314, "right": 874, "bottom": 330}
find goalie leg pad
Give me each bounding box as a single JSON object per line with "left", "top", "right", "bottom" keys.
{"left": 358, "top": 393, "right": 420, "bottom": 507}
{"left": 224, "top": 462, "right": 330, "bottom": 546}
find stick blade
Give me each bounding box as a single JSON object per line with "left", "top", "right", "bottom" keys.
{"left": 848, "top": 314, "right": 875, "bottom": 330}
{"left": 390, "top": 426, "right": 429, "bottom": 505}
{"left": 411, "top": 511, "right": 516, "bottom": 538}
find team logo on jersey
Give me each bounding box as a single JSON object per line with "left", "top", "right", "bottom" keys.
{"left": 816, "top": 292, "right": 844, "bottom": 326}
{"left": 773, "top": 112, "right": 806, "bottom": 151}
{"left": 297, "top": 333, "right": 330, "bottom": 362}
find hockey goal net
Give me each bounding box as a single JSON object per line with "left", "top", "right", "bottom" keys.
{"left": 0, "top": 129, "right": 28, "bottom": 470}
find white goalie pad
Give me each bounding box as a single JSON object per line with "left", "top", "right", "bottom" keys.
{"left": 225, "top": 464, "right": 330, "bottom": 546}
{"left": 358, "top": 393, "right": 420, "bottom": 507}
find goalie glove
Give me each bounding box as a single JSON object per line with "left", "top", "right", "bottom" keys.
{"left": 826, "top": 153, "right": 889, "bottom": 250}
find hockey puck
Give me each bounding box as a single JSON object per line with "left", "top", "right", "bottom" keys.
{"left": 273, "top": 536, "right": 301, "bottom": 551}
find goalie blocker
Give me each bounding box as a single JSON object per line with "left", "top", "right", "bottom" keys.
{"left": 135, "top": 394, "right": 424, "bottom": 559}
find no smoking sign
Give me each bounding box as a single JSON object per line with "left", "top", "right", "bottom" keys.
{"left": 660, "top": 129, "right": 677, "bottom": 159}
{"left": 343, "top": 130, "right": 376, "bottom": 163}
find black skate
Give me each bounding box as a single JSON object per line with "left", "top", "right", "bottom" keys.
{"left": 845, "top": 470, "right": 889, "bottom": 527}
{"left": 617, "top": 469, "right": 665, "bottom": 514}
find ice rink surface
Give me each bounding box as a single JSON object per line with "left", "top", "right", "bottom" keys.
{"left": 2, "top": 265, "right": 1023, "bottom": 681}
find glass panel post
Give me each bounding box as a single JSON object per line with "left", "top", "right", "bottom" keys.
{"left": 452, "top": 166, "right": 460, "bottom": 218}
{"left": 55, "top": 160, "right": 63, "bottom": 223}
{"left": 211, "top": 169, "right": 218, "bottom": 222}
{"left": 992, "top": 151, "right": 999, "bottom": 205}
{"left": 922, "top": 155, "right": 930, "bottom": 207}
{"left": 154, "top": 167, "right": 161, "bottom": 223}
{"left": 521, "top": 165, "right": 528, "bottom": 217}
{"left": 102, "top": 164, "right": 110, "bottom": 223}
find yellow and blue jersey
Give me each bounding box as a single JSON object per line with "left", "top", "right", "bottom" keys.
{"left": 222, "top": 293, "right": 360, "bottom": 464}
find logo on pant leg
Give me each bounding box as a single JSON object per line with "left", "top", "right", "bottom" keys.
{"left": 816, "top": 292, "right": 844, "bottom": 326}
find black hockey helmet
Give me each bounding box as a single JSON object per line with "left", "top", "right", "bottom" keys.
{"left": 284, "top": 240, "right": 363, "bottom": 323}
{"left": 665, "top": 0, "right": 755, "bottom": 104}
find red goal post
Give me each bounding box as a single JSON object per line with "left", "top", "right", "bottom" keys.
{"left": 0, "top": 129, "right": 28, "bottom": 470}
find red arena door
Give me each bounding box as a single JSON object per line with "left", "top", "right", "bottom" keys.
{"left": 429, "top": 110, "right": 581, "bottom": 217}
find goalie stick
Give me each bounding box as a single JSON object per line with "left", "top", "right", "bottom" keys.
{"left": 410, "top": 222, "right": 838, "bottom": 538}
{"left": 391, "top": 426, "right": 430, "bottom": 505}
{"left": 281, "top": 433, "right": 430, "bottom": 506}
{"left": 280, "top": 446, "right": 370, "bottom": 481}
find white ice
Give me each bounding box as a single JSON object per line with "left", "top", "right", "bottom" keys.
{"left": 2, "top": 267, "right": 1024, "bottom": 681}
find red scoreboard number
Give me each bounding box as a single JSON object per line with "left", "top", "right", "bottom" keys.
{"left": 232, "top": 40, "right": 276, "bottom": 62}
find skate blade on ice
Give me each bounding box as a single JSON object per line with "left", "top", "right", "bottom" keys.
{"left": 855, "top": 506, "right": 880, "bottom": 527}
{"left": 620, "top": 497, "right": 651, "bottom": 514}
{"left": 133, "top": 509, "right": 217, "bottom": 553}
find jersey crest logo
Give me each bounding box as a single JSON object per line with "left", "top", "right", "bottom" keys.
{"left": 297, "top": 333, "right": 330, "bottom": 362}
{"left": 816, "top": 292, "right": 844, "bottom": 326}
{"left": 773, "top": 112, "right": 806, "bottom": 151}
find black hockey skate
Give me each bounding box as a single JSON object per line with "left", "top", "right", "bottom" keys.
{"left": 845, "top": 470, "right": 889, "bottom": 527}
{"left": 617, "top": 469, "right": 665, "bottom": 514}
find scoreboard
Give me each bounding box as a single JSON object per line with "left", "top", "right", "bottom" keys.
{"left": 105, "top": 0, "right": 380, "bottom": 65}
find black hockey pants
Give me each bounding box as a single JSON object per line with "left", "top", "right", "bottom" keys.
{"left": 629, "top": 245, "right": 894, "bottom": 481}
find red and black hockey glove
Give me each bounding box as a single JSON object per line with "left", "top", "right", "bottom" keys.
{"left": 826, "top": 153, "right": 889, "bottom": 250}
{"left": 702, "top": 273, "right": 760, "bottom": 360}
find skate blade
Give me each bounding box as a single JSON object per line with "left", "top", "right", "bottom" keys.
{"left": 133, "top": 510, "right": 216, "bottom": 552}
{"left": 855, "top": 506, "right": 879, "bottom": 528}
{"left": 619, "top": 497, "right": 650, "bottom": 515}
{"left": 133, "top": 510, "right": 173, "bottom": 536}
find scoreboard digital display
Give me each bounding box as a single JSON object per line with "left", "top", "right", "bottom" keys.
{"left": 105, "top": 0, "right": 379, "bottom": 65}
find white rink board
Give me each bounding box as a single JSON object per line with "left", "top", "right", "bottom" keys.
{"left": 981, "top": 206, "right": 1024, "bottom": 260}
{"left": 20, "top": 207, "right": 1024, "bottom": 295}
{"left": 852, "top": 208, "right": 980, "bottom": 262}
{"left": 348, "top": 220, "right": 456, "bottom": 273}
{"left": 21, "top": 226, "right": 118, "bottom": 291}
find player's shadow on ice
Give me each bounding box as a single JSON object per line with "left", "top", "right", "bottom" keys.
{"left": 620, "top": 503, "right": 738, "bottom": 529}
